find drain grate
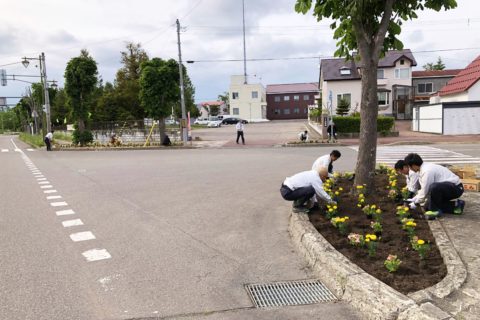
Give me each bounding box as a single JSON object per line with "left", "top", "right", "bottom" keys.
{"left": 245, "top": 279, "right": 337, "bottom": 308}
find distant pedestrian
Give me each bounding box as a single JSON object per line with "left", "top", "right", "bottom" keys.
{"left": 327, "top": 121, "right": 337, "bottom": 141}
{"left": 298, "top": 130, "right": 309, "bottom": 142}
{"left": 312, "top": 150, "right": 341, "bottom": 178}
{"left": 404, "top": 153, "right": 465, "bottom": 218}
{"left": 236, "top": 121, "right": 245, "bottom": 144}
{"left": 44, "top": 130, "right": 54, "bottom": 151}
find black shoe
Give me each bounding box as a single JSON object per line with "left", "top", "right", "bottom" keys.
{"left": 293, "top": 205, "right": 309, "bottom": 213}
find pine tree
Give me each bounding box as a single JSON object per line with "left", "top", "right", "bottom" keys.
{"left": 336, "top": 98, "right": 350, "bottom": 116}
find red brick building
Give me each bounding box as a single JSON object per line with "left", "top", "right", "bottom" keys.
{"left": 266, "top": 83, "right": 319, "bottom": 120}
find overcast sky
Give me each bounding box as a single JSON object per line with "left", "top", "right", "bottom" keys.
{"left": 1, "top": 0, "right": 480, "bottom": 106}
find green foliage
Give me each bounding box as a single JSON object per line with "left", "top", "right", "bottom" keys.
{"left": 139, "top": 58, "right": 180, "bottom": 120}
{"left": 53, "top": 131, "right": 72, "bottom": 142}
{"left": 72, "top": 129, "right": 93, "bottom": 146}
{"left": 19, "top": 133, "right": 45, "bottom": 148}
{"left": 423, "top": 56, "right": 446, "bottom": 70}
{"left": 332, "top": 116, "right": 394, "bottom": 133}
{"left": 336, "top": 98, "right": 350, "bottom": 116}
{"left": 218, "top": 92, "right": 230, "bottom": 113}
{"left": 51, "top": 88, "right": 72, "bottom": 127}
{"left": 64, "top": 49, "right": 98, "bottom": 131}
{"left": 0, "top": 109, "right": 21, "bottom": 132}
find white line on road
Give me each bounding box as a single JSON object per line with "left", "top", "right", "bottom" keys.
{"left": 40, "top": 185, "right": 53, "bottom": 189}
{"left": 50, "top": 201, "right": 68, "bottom": 207}
{"left": 38, "top": 181, "right": 50, "bottom": 185}
{"left": 37, "top": 178, "right": 47, "bottom": 181}
{"left": 56, "top": 209, "right": 75, "bottom": 216}
{"left": 1, "top": 149, "right": 8, "bottom": 152}
{"left": 82, "top": 249, "right": 111, "bottom": 262}
{"left": 46, "top": 195, "right": 62, "bottom": 200}
{"left": 70, "top": 231, "right": 96, "bottom": 242}
{"left": 26, "top": 148, "right": 35, "bottom": 151}
{"left": 62, "top": 219, "right": 84, "bottom": 227}
{"left": 44, "top": 189, "right": 57, "bottom": 194}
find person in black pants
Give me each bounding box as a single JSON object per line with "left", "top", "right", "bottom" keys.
{"left": 404, "top": 153, "right": 465, "bottom": 218}
{"left": 236, "top": 121, "right": 245, "bottom": 144}
{"left": 44, "top": 130, "right": 53, "bottom": 151}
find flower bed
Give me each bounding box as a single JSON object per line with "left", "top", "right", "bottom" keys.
{"left": 308, "top": 171, "right": 447, "bottom": 294}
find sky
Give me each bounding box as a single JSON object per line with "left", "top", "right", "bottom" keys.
{"left": 1, "top": 0, "right": 480, "bottom": 107}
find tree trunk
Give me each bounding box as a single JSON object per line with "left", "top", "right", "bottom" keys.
{"left": 354, "top": 51, "right": 379, "bottom": 191}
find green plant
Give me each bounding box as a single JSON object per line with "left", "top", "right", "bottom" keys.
{"left": 331, "top": 216, "right": 349, "bottom": 235}
{"left": 365, "top": 234, "right": 378, "bottom": 257}
{"left": 396, "top": 206, "right": 410, "bottom": 220}
{"left": 384, "top": 254, "right": 402, "bottom": 272}
{"left": 19, "top": 133, "right": 45, "bottom": 148}
{"left": 53, "top": 132, "right": 73, "bottom": 142}
{"left": 336, "top": 98, "right": 350, "bottom": 116}
{"left": 325, "top": 203, "right": 338, "bottom": 219}
{"left": 402, "top": 219, "right": 417, "bottom": 239}
{"left": 347, "top": 233, "right": 365, "bottom": 247}
{"left": 411, "top": 237, "right": 430, "bottom": 259}
{"left": 72, "top": 129, "right": 94, "bottom": 146}
{"left": 371, "top": 221, "right": 383, "bottom": 234}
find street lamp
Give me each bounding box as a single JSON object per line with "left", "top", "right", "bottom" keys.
{"left": 21, "top": 52, "right": 52, "bottom": 133}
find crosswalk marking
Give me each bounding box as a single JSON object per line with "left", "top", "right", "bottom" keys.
{"left": 349, "top": 145, "right": 480, "bottom": 165}
{"left": 1, "top": 149, "right": 8, "bottom": 152}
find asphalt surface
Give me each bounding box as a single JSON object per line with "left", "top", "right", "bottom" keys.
{"left": 2, "top": 131, "right": 479, "bottom": 320}
{"left": 0, "top": 135, "right": 359, "bottom": 320}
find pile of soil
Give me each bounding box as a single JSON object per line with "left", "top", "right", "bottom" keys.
{"left": 308, "top": 174, "right": 447, "bottom": 294}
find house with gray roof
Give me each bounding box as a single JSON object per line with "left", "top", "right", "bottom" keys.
{"left": 320, "top": 49, "right": 417, "bottom": 119}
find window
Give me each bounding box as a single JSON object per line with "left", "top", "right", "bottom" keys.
{"left": 274, "top": 108, "right": 280, "bottom": 115}
{"left": 340, "top": 68, "right": 351, "bottom": 75}
{"left": 417, "top": 83, "right": 433, "bottom": 94}
{"left": 274, "top": 96, "right": 280, "bottom": 102}
{"left": 400, "top": 59, "right": 405, "bottom": 65}
{"left": 336, "top": 93, "right": 351, "bottom": 106}
{"left": 377, "top": 69, "right": 384, "bottom": 79}
{"left": 233, "top": 108, "right": 239, "bottom": 115}
{"left": 303, "top": 94, "right": 310, "bottom": 100}
{"left": 395, "top": 68, "right": 409, "bottom": 79}
{"left": 293, "top": 107, "right": 300, "bottom": 114}
{"left": 284, "top": 95, "right": 290, "bottom": 101}
{"left": 377, "top": 92, "right": 389, "bottom": 105}
{"left": 284, "top": 108, "right": 290, "bottom": 115}
{"left": 251, "top": 91, "right": 258, "bottom": 99}
{"left": 293, "top": 95, "right": 300, "bottom": 101}
{"left": 232, "top": 92, "right": 239, "bottom": 99}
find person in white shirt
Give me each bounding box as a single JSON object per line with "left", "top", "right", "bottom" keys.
{"left": 298, "top": 130, "right": 309, "bottom": 142}
{"left": 394, "top": 159, "right": 420, "bottom": 198}
{"left": 405, "top": 153, "right": 465, "bottom": 217}
{"left": 235, "top": 121, "right": 245, "bottom": 144}
{"left": 312, "top": 150, "right": 341, "bottom": 178}
{"left": 280, "top": 166, "right": 336, "bottom": 213}
{"left": 44, "top": 130, "right": 54, "bottom": 151}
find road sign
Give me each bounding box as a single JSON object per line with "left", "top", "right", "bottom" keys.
{"left": 0, "top": 69, "right": 6, "bottom": 86}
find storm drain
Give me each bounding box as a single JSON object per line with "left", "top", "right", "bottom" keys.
{"left": 245, "top": 279, "right": 337, "bottom": 308}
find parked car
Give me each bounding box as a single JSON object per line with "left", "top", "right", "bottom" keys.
{"left": 207, "top": 119, "right": 222, "bottom": 127}
{"left": 165, "top": 119, "right": 179, "bottom": 125}
{"left": 194, "top": 118, "right": 210, "bottom": 125}
{"left": 222, "top": 117, "right": 248, "bottom": 125}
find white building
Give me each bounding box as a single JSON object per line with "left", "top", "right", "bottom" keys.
{"left": 320, "top": 50, "right": 417, "bottom": 119}
{"left": 229, "top": 75, "right": 267, "bottom": 122}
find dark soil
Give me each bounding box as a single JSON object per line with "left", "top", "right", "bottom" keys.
{"left": 308, "top": 174, "right": 447, "bottom": 294}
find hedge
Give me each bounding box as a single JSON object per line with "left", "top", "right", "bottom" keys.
{"left": 332, "top": 116, "right": 395, "bottom": 133}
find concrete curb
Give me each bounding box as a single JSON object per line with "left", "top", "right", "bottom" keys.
{"left": 289, "top": 211, "right": 467, "bottom": 320}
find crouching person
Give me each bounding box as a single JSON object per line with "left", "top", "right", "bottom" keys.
{"left": 404, "top": 153, "right": 465, "bottom": 219}
{"left": 280, "top": 166, "right": 336, "bottom": 213}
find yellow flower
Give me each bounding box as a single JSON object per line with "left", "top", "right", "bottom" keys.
{"left": 357, "top": 204, "right": 362, "bottom": 208}
{"left": 339, "top": 187, "right": 344, "bottom": 191}
{"left": 360, "top": 198, "right": 365, "bottom": 203}
{"left": 365, "top": 238, "right": 370, "bottom": 243}
{"left": 371, "top": 205, "right": 376, "bottom": 209}
{"left": 406, "top": 221, "right": 417, "bottom": 227}
{"left": 335, "top": 191, "right": 340, "bottom": 195}
{"left": 365, "top": 234, "right": 377, "bottom": 241}
{"left": 338, "top": 218, "right": 345, "bottom": 223}
{"left": 404, "top": 207, "right": 409, "bottom": 211}
{"left": 376, "top": 209, "right": 382, "bottom": 214}
{"left": 328, "top": 208, "right": 333, "bottom": 212}
{"left": 417, "top": 239, "right": 425, "bottom": 245}
{"left": 344, "top": 216, "right": 349, "bottom": 220}
{"left": 357, "top": 185, "right": 364, "bottom": 189}
{"left": 333, "top": 206, "right": 337, "bottom": 210}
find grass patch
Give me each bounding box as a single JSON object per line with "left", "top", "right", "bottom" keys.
{"left": 19, "top": 133, "right": 45, "bottom": 148}
{"left": 54, "top": 131, "right": 73, "bottom": 142}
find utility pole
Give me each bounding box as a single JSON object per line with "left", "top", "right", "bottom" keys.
{"left": 40, "top": 52, "right": 51, "bottom": 133}
{"left": 242, "top": 0, "right": 247, "bottom": 84}
{"left": 176, "top": 19, "right": 188, "bottom": 144}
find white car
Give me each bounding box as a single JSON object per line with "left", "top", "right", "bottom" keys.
{"left": 207, "top": 119, "right": 222, "bottom": 128}
{"left": 165, "top": 119, "right": 179, "bottom": 125}
{"left": 194, "top": 118, "right": 210, "bottom": 125}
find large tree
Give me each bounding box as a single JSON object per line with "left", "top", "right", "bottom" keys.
{"left": 139, "top": 58, "right": 180, "bottom": 141}
{"left": 64, "top": 49, "right": 98, "bottom": 135}
{"left": 296, "top": 0, "right": 456, "bottom": 190}
{"left": 115, "top": 42, "right": 149, "bottom": 120}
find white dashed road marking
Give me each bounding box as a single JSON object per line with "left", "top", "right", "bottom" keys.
{"left": 82, "top": 249, "right": 111, "bottom": 262}
{"left": 62, "top": 219, "right": 84, "bottom": 227}
{"left": 1, "top": 149, "right": 8, "bottom": 152}
{"left": 70, "top": 231, "right": 96, "bottom": 242}
{"left": 56, "top": 209, "right": 75, "bottom": 216}
{"left": 11, "top": 138, "right": 112, "bottom": 263}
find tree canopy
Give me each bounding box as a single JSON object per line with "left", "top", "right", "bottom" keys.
{"left": 423, "top": 56, "right": 446, "bottom": 70}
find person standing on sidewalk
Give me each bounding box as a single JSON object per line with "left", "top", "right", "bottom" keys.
{"left": 236, "top": 120, "right": 245, "bottom": 144}
{"left": 312, "top": 150, "right": 341, "bottom": 178}
{"left": 404, "top": 153, "right": 465, "bottom": 218}
{"left": 44, "top": 130, "right": 54, "bottom": 151}
{"left": 280, "top": 166, "right": 336, "bottom": 213}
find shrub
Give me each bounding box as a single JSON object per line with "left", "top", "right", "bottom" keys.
{"left": 332, "top": 115, "right": 395, "bottom": 133}
{"left": 72, "top": 130, "right": 94, "bottom": 146}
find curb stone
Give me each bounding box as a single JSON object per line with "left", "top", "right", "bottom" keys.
{"left": 289, "top": 211, "right": 467, "bottom": 320}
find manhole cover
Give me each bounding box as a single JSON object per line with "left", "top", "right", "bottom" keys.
{"left": 245, "top": 279, "right": 337, "bottom": 308}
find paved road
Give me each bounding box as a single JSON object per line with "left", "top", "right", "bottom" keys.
{"left": 0, "top": 135, "right": 359, "bottom": 320}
